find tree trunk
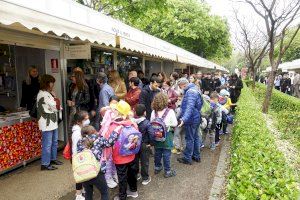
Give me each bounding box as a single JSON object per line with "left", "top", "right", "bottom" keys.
{"left": 262, "top": 69, "right": 276, "bottom": 113}
{"left": 252, "top": 66, "right": 256, "bottom": 89}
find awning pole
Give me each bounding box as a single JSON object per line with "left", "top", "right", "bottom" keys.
{"left": 60, "top": 41, "right": 68, "bottom": 144}
{"left": 113, "top": 50, "right": 118, "bottom": 70}
{"left": 142, "top": 56, "right": 145, "bottom": 73}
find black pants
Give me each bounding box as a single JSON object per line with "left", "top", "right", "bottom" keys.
{"left": 136, "top": 143, "right": 150, "bottom": 180}
{"left": 76, "top": 183, "right": 83, "bottom": 190}
{"left": 275, "top": 86, "right": 280, "bottom": 90}
{"left": 215, "top": 124, "right": 221, "bottom": 143}
{"left": 221, "top": 112, "right": 228, "bottom": 134}
{"left": 116, "top": 159, "right": 138, "bottom": 200}
{"left": 82, "top": 172, "right": 109, "bottom": 200}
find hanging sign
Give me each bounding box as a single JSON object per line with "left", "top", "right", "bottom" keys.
{"left": 51, "top": 59, "right": 59, "bottom": 73}
{"left": 64, "top": 44, "right": 91, "bottom": 59}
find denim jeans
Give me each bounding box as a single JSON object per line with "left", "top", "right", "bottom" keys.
{"left": 41, "top": 129, "right": 58, "bottom": 166}
{"left": 83, "top": 172, "right": 109, "bottom": 200}
{"left": 154, "top": 148, "right": 171, "bottom": 173}
{"left": 183, "top": 124, "right": 200, "bottom": 162}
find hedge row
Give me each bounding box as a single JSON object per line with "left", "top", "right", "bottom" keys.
{"left": 245, "top": 81, "right": 300, "bottom": 112}
{"left": 247, "top": 82, "right": 300, "bottom": 150}
{"left": 227, "top": 85, "right": 298, "bottom": 199}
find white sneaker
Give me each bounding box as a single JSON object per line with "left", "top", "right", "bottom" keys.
{"left": 75, "top": 194, "right": 85, "bottom": 200}
{"left": 127, "top": 190, "right": 138, "bottom": 198}
{"left": 137, "top": 173, "right": 142, "bottom": 181}
{"left": 106, "top": 178, "right": 118, "bottom": 189}
{"left": 113, "top": 173, "right": 119, "bottom": 183}
{"left": 142, "top": 177, "right": 151, "bottom": 185}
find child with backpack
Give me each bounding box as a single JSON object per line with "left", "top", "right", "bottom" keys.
{"left": 134, "top": 104, "right": 155, "bottom": 185}
{"left": 219, "top": 89, "right": 235, "bottom": 134}
{"left": 201, "top": 92, "right": 222, "bottom": 150}
{"left": 99, "top": 96, "right": 120, "bottom": 189}
{"left": 110, "top": 100, "right": 141, "bottom": 200}
{"left": 71, "top": 110, "right": 90, "bottom": 200}
{"left": 150, "top": 92, "right": 178, "bottom": 178}
{"left": 75, "top": 125, "right": 122, "bottom": 200}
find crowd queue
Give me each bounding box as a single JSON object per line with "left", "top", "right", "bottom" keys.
{"left": 21, "top": 66, "right": 243, "bottom": 200}
{"left": 260, "top": 72, "right": 300, "bottom": 98}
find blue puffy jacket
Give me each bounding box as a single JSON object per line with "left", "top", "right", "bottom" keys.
{"left": 180, "top": 83, "right": 202, "bottom": 125}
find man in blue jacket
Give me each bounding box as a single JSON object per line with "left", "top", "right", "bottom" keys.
{"left": 177, "top": 78, "right": 202, "bottom": 165}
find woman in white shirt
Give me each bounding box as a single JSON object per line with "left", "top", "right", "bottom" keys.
{"left": 37, "top": 74, "right": 62, "bottom": 170}
{"left": 150, "top": 92, "right": 178, "bottom": 178}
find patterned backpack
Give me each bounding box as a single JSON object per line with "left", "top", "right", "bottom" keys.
{"left": 117, "top": 125, "right": 142, "bottom": 156}
{"left": 72, "top": 149, "right": 100, "bottom": 183}
{"left": 151, "top": 109, "right": 170, "bottom": 142}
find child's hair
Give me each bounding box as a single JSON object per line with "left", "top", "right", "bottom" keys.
{"left": 73, "top": 110, "right": 89, "bottom": 125}
{"left": 81, "top": 125, "right": 97, "bottom": 149}
{"left": 135, "top": 104, "right": 146, "bottom": 117}
{"left": 109, "top": 95, "right": 119, "bottom": 103}
{"left": 151, "top": 92, "right": 168, "bottom": 112}
{"left": 210, "top": 91, "right": 219, "bottom": 100}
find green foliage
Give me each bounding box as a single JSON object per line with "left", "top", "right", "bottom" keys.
{"left": 248, "top": 83, "right": 300, "bottom": 151}
{"left": 131, "top": 0, "right": 232, "bottom": 61}
{"left": 275, "top": 27, "right": 300, "bottom": 62}
{"left": 227, "top": 85, "right": 299, "bottom": 199}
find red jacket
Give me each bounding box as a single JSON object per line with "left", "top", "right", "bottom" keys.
{"left": 110, "top": 119, "right": 138, "bottom": 165}
{"left": 166, "top": 88, "right": 178, "bottom": 110}
{"left": 124, "top": 87, "right": 141, "bottom": 110}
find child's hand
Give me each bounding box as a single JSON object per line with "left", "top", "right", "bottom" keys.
{"left": 115, "top": 125, "right": 123, "bottom": 133}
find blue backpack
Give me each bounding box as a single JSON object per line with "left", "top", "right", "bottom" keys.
{"left": 227, "top": 114, "right": 234, "bottom": 124}
{"left": 118, "top": 126, "right": 142, "bottom": 156}
{"left": 151, "top": 109, "right": 170, "bottom": 142}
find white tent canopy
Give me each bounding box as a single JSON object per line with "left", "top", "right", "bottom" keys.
{"left": 0, "top": 0, "right": 227, "bottom": 72}
{"left": 279, "top": 59, "right": 300, "bottom": 71}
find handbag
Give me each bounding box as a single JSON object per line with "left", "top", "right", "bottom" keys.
{"left": 63, "top": 142, "right": 72, "bottom": 160}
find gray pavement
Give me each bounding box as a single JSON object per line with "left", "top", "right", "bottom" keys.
{"left": 0, "top": 132, "right": 230, "bottom": 200}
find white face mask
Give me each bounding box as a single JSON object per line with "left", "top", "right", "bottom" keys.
{"left": 82, "top": 119, "right": 90, "bottom": 126}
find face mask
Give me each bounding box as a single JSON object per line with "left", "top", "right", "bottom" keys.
{"left": 82, "top": 119, "right": 90, "bottom": 126}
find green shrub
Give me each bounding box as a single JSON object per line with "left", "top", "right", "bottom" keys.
{"left": 254, "top": 83, "right": 300, "bottom": 112}
{"left": 227, "top": 85, "right": 299, "bottom": 199}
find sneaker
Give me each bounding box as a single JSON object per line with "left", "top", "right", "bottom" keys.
{"left": 113, "top": 174, "right": 119, "bottom": 183}
{"left": 142, "top": 177, "right": 151, "bottom": 185}
{"left": 164, "top": 170, "right": 176, "bottom": 178}
{"left": 171, "top": 148, "right": 181, "bottom": 155}
{"left": 41, "top": 165, "right": 57, "bottom": 171}
{"left": 127, "top": 190, "right": 138, "bottom": 198}
{"left": 50, "top": 160, "right": 63, "bottom": 165}
{"left": 177, "top": 158, "right": 192, "bottom": 165}
{"left": 200, "top": 144, "right": 205, "bottom": 148}
{"left": 154, "top": 167, "right": 163, "bottom": 174}
{"left": 215, "top": 141, "right": 220, "bottom": 146}
{"left": 113, "top": 196, "right": 120, "bottom": 200}
{"left": 192, "top": 157, "right": 201, "bottom": 163}
{"left": 137, "top": 173, "right": 142, "bottom": 181}
{"left": 75, "top": 194, "right": 85, "bottom": 200}
{"left": 106, "top": 178, "right": 118, "bottom": 189}
{"left": 210, "top": 144, "right": 216, "bottom": 150}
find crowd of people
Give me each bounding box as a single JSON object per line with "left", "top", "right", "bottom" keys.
{"left": 22, "top": 65, "right": 243, "bottom": 200}
{"left": 260, "top": 72, "right": 300, "bottom": 98}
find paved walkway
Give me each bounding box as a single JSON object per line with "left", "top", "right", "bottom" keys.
{"left": 0, "top": 133, "right": 230, "bottom": 200}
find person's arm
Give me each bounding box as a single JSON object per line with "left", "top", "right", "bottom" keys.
{"left": 96, "top": 127, "right": 121, "bottom": 148}
{"left": 20, "top": 81, "right": 28, "bottom": 108}
{"left": 181, "top": 90, "right": 197, "bottom": 123}
{"left": 117, "top": 81, "right": 127, "bottom": 99}
{"left": 139, "top": 90, "right": 147, "bottom": 105}
{"left": 77, "top": 138, "right": 85, "bottom": 153}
